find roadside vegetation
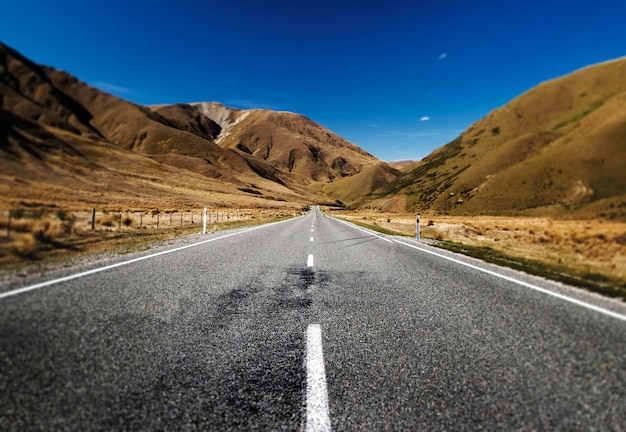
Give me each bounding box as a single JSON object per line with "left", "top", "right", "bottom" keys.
{"left": 329, "top": 210, "right": 626, "bottom": 300}
{"left": 0, "top": 208, "right": 299, "bottom": 271}
{"left": 3, "top": 206, "right": 624, "bottom": 301}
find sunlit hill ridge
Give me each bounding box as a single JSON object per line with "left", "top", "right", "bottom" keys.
{"left": 369, "top": 57, "right": 626, "bottom": 220}
{"left": 1, "top": 42, "right": 625, "bottom": 221}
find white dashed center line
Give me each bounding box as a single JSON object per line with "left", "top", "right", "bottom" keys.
{"left": 307, "top": 254, "right": 314, "bottom": 268}
{"left": 305, "top": 324, "right": 331, "bottom": 432}
{"left": 310, "top": 237, "right": 314, "bottom": 242}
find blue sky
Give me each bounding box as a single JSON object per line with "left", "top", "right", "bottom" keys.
{"left": 2, "top": 0, "right": 625, "bottom": 161}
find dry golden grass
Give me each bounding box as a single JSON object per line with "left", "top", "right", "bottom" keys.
{"left": 376, "top": 57, "right": 626, "bottom": 220}
{"left": 330, "top": 209, "right": 626, "bottom": 296}
{"left": 0, "top": 208, "right": 299, "bottom": 269}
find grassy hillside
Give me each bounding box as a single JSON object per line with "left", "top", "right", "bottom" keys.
{"left": 0, "top": 43, "right": 386, "bottom": 210}
{"left": 322, "top": 163, "right": 401, "bottom": 206}
{"left": 371, "top": 57, "right": 626, "bottom": 220}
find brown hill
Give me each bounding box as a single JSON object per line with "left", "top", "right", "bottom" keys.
{"left": 193, "top": 102, "right": 379, "bottom": 182}
{"left": 387, "top": 160, "right": 418, "bottom": 172}
{"left": 371, "top": 57, "right": 626, "bottom": 220}
{"left": 322, "top": 163, "right": 402, "bottom": 206}
{"left": 0, "top": 43, "right": 386, "bottom": 209}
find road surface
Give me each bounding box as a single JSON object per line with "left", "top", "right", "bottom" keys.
{"left": 1, "top": 206, "right": 625, "bottom": 430}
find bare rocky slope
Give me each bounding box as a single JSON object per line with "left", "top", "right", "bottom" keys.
{"left": 369, "top": 57, "right": 626, "bottom": 220}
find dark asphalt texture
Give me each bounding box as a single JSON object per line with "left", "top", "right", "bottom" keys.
{"left": 1, "top": 207, "right": 625, "bottom": 430}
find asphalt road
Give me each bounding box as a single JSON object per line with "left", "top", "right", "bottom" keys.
{"left": 1, "top": 206, "right": 625, "bottom": 430}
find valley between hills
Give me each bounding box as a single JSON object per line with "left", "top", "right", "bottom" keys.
{"left": 1, "top": 42, "right": 625, "bottom": 297}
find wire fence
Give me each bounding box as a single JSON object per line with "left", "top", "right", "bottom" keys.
{"left": 0, "top": 208, "right": 292, "bottom": 240}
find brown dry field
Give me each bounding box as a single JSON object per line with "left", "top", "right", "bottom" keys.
{"left": 0, "top": 208, "right": 300, "bottom": 271}
{"left": 329, "top": 210, "right": 626, "bottom": 291}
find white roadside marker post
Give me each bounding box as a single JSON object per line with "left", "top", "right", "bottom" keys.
{"left": 203, "top": 207, "right": 207, "bottom": 234}
{"left": 416, "top": 214, "right": 420, "bottom": 243}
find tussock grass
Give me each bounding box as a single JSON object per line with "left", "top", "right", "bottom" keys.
{"left": 11, "top": 234, "right": 38, "bottom": 258}
{"left": 331, "top": 210, "right": 626, "bottom": 300}
{"left": 0, "top": 208, "right": 296, "bottom": 271}
{"left": 436, "top": 241, "right": 625, "bottom": 300}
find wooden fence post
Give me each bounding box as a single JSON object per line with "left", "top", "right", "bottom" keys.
{"left": 6, "top": 210, "right": 11, "bottom": 239}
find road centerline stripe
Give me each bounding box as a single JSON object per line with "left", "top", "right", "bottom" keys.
{"left": 307, "top": 254, "right": 314, "bottom": 267}
{"left": 305, "top": 324, "right": 331, "bottom": 432}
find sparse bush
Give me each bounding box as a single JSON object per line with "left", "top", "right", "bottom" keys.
{"left": 123, "top": 216, "right": 133, "bottom": 227}
{"left": 32, "top": 218, "right": 63, "bottom": 244}
{"left": 57, "top": 211, "right": 76, "bottom": 234}
{"left": 12, "top": 234, "right": 38, "bottom": 258}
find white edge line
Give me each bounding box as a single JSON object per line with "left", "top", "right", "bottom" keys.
{"left": 393, "top": 239, "right": 626, "bottom": 322}
{"left": 332, "top": 218, "right": 392, "bottom": 243}
{"left": 306, "top": 324, "right": 331, "bottom": 432}
{"left": 0, "top": 219, "right": 294, "bottom": 301}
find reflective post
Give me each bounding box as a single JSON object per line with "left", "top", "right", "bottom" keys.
{"left": 416, "top": 214, "right": 421, "bottom": 243}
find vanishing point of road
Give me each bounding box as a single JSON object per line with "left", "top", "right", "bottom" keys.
{"left": 1, "top": 206, "right": 625, "bottom": 430}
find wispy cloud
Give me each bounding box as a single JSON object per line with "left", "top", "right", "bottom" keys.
{"left": 93, "top": 81, "right": 136, "bottom": 95}
{"left": 420, "top": 116, "right": 430, "bottom": 121}
{"left": 437, "top": 52, "right": 447, "bottom": 60}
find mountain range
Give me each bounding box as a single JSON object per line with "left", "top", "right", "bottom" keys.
{"left": 0, "top": 42, "right": 390, "bottom": 210}
{"left": 1, "top": 42, "right": 625, "bottom": 219}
